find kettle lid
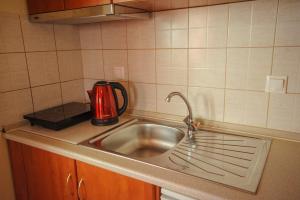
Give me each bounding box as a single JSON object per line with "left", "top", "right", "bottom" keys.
{"left": 95, "top": 81, "right": 108, "bottom": 86}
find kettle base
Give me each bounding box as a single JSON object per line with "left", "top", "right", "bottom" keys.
{"left": 91, "top": 117, "right": 119, "bottom": 126}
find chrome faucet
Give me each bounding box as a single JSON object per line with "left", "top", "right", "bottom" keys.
{"left": 165, "top": 92, "right": 196, "bottom": 140}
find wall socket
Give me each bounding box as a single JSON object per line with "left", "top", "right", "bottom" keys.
{"left": 112, "top": 66, "right": 125, "bottom": 80}
{"left": 265, "top": 75, "right": 287, "bottom": 93}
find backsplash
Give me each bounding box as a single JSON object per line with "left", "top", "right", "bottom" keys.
{"left": 80, "top": 0, "right": 300, "bottom": 134}
{"left": 0, "top": 13, "right": 85, "bottom": 128}
{"left": 0, "top": 0, "right": 299, "bottom": 134}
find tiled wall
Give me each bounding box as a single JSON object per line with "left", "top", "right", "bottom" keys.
{"left": 80, "top": 0, "right": 300, "bottom": 134}
{"left": 1, "top": 0, "right": 299, "bottom": 134}
{"left": 0, "top": 12, "right": 85, "bottom": 128}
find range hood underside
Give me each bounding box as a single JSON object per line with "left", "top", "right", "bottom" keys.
{"left": 29, "top": 4, "right": 151, "bottom": 24}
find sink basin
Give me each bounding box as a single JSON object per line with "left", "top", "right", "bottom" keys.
{"left": 89, "top": 122, "right": 185, "bottom": 158}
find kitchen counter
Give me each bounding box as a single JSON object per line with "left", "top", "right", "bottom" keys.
{"left": 4, "top": 118, "right": 300, "bottom": 200}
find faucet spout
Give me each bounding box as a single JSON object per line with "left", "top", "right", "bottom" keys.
{"left": 165, "top": 92, "right": 196, "bottom": 140}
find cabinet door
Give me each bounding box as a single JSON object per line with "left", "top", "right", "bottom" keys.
{"left": 65, "top": 0, "right": 111, "bottom": 9}
{"left": 27, "top": 0, "right": 65, "bottom": 14}
{"left": 8, "top": 141, "right": 29, "bottom": 200}
{"left": 19, "top": 144, "right": 78, "bottom": 200}
{"left": 76, "top": 161, "right": 159, "bottom": 200}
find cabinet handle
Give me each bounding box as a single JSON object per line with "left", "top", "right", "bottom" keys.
{"left": 66, "top": 173, "right": 72, "bottom": 184}
{"left": 77, "top": 178, "right": 85, "bottom": 200}
{"left": 65, "top": 173, "right": 75, "bottom": 198}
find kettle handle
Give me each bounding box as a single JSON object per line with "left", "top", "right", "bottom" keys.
{"left": 110, "top": 82, "right": 128, "bottom": 116}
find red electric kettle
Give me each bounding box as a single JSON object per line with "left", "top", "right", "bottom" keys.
{"left": 87, "top": 81, "right": 128, "bottom": 126}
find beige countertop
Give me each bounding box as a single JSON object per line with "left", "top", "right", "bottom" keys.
{"left": 18, "top": 116, "right": 134, "bottom": 144}
{"left": 4, "top": 119, "right": 300, "bottom": 200}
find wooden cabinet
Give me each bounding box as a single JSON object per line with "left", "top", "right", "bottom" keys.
{"left": 8, "top": 141, "right": 160, "bottom": 200}
{"left": 8, "top": 141, "right": 78, "bottom": 200}
{"left": 65, "top": 0, "right": 111, "bottom": 9}
{"left": 27, "top": 0, "right": 65, "bottom": 14}
{"left": 21, "top": 144, "right": 78, "bottom": 200}
{"left": 8, "top": 142, "right": 28, "bottom": 200}
{"left": 77, "top": 161, "right": 158, "bottom": 200}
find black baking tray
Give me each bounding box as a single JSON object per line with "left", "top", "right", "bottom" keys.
{"left": 24, "top": 102, "right": 91, "bottom": 131}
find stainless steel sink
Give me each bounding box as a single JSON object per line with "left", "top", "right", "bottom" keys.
{"left": 80, "top": 118, "right": 271, "bottom": 193}
{"left": 90, "top": 123, "right": 185, "bottom": 158}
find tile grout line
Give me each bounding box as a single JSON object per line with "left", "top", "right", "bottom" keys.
{"left": 223, "top": 4, "right": 230, "bottom": 123}
{"left": 186, "top": 8, "right": 190, "bottom": 117}
{"left": 125, "top": 20, "right": 131, "bottom": 109}
{"left": 265, "top": 0, "right": 280, "bottom": 129}
{"left": 18, "top": 14, "right": 35, "bottom": 113}
{"left": 52, "top": 23, "right": 64, "bottom": 106}
{"left": 99, "top": 23, "right": 106, "bottom": 81}
{"left": 242, "top": 1, "right": 255, "bottom": 125}
{"left": 1, "top": 44, "right": 295, "bottom": 53}
{"left": 154, "top": 12, "right": 158, "bottom": 113}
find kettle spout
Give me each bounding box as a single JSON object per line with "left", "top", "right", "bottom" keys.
{"left": 87, "top": 90, "right": 93, "bottom": 101}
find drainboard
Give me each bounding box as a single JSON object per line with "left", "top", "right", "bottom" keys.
{"left": 166, "top": 131, "right": 271, "bottom": 193}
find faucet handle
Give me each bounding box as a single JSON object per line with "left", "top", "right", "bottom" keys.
{"left": 183, "top": 116, "right": 196, "bottom": 131}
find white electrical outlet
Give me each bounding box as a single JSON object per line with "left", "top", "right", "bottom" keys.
{"left": 112, "top": 66, "right": 125, "bottom": 80}
{"left": 265, "top": 75, "right": 287, "bottom": 93}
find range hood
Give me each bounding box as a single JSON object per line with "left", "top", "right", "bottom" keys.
{"left": 29, "top": 4, "right": 151, "bottom": 24}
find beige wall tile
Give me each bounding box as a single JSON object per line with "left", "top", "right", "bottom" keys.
{"left": 31, "top": 83, "right": 62, "bottom": 111}
{"left": 155, "top": 9, "right": 188, "bottom": 30}
{"left": 189, "top": 28, "right": 207, "bottom": 48}
{"left": 189, "top": 5, "right": 228, "bottom": 48}
{"left": 155, "top": 10, "right": 189, "bottom": 49}
{"left": 128, "top": 50, "right": 155, "bottom": 83}
{"left": 157, "top": 85, "right": 187, "bottom": 116}
{"left": 61, "top": 79, "right": 85, "bottom": 103}
{"left": 172, "top": 29, "right": 188, "bottom": 48}
{"left": 101, "top": 21, "right": 126, "bottom": 49}
{"left": 156, "top": 49, "right": 187, "bottom": 85}
{"left": 250, "top": 0, "right": 277, "bottom": 47}
{"left": 0, "top": 53, "right": 29, "bottom": 92}
{"left": 268, "top": 93, "right": 300, "bottom": 133}
{"left": 57, "top": 50, "right": 83, "bottom": 82}
{"left": 21, "top": 17, "right": 56, "bottom": 51}
{"left": 171, "top": 9, "right": 188, "bottom": 29}
{"left": 228, "top": 0, "right": 277, "bottom": 47}
{"left": 103, "top": 50, "right": 128, "bottom": 81}
{"left": 127, "top": 19, "right": 155, "bottom": 49}
{"left": 226, "top": 48, "right": 272, "bottom": 91}
{"left": 0, "top": 13, "right": 24, "bottom": 53}
{"left": 189, "top": 7, "right": 207, "bottom": 28}
{"left": 272, "top": 47, "right": 300, "bottom": 93}
{"left": 207, "top": 4, "right": 228, "bottom": 47}
{"left": 189, "top": 49, "right": 226, "bottom": 88}
{"left": 188, "top": 87, "right": 225, "bottom": 121}
{"left": 129, "top": 83, "right": 156, "bottom": 112}
{"left": 79, "top": 24, "right": 102, "bottom": 49}
{"left": 0, "top": 89, "right": 33, "bottom": 127}
{"left": 275, "top": 0, "right": 300, "bottom": 46}
{"left": 26, "top": 52, "right": 60, "bottom": 87}
{"left": 156, "top": 30, "right": 171, "bottom": 48}
{"left": 224, "top": 90, "right": 268, "bottom": 127}
{"left": 228, "top": 1, "right": 252, "bottom": 47}
{"left": 155, "top": 11, "right": 172, "bottom": 30}
{"left": 54, "top": 25, "right": 81, "bottom": 50}
{"left": 81, "top": 50, "right": 104, "bottom": 79}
